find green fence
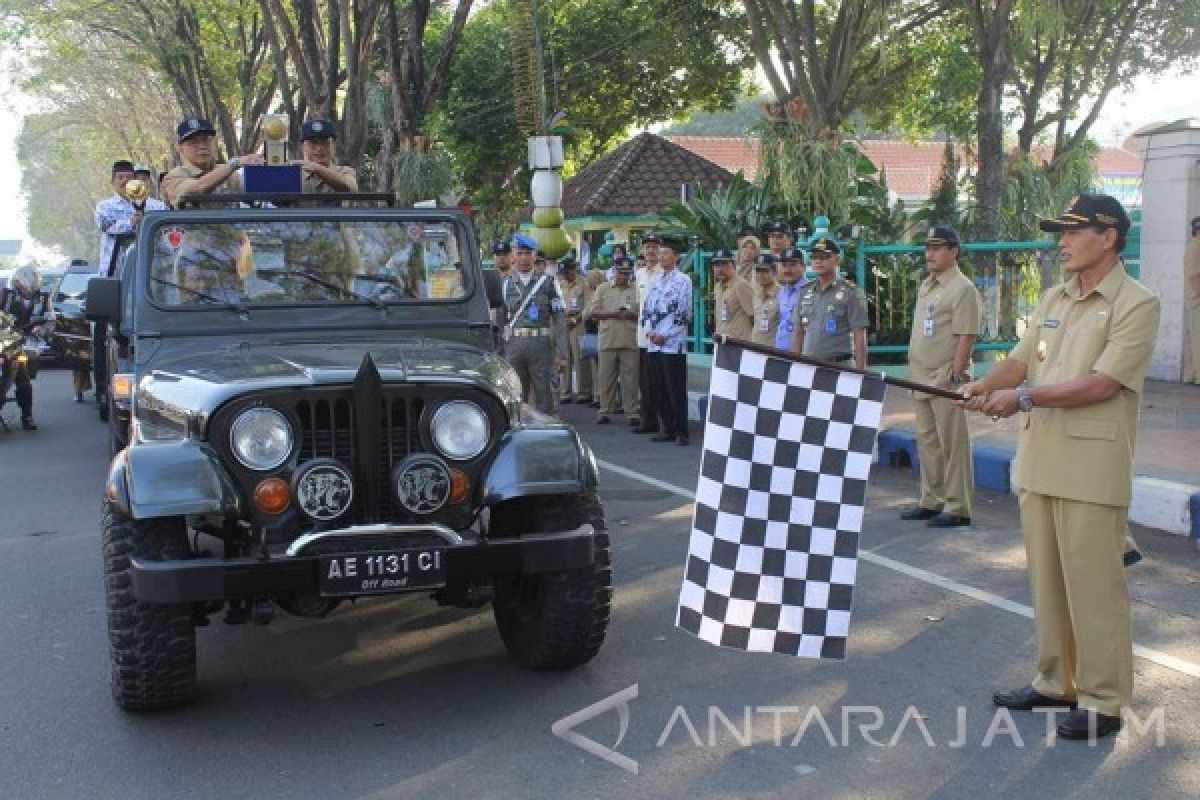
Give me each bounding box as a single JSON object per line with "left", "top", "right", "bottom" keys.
{"left": 684, "top": 230, "right": 1140, "bottom": 358}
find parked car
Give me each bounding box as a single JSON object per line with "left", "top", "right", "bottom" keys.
{"left": 86, "top": 193, "right": 611, "bottom": 710}
{"left": 46, "top": 262, "right": 94, "bottom": 372}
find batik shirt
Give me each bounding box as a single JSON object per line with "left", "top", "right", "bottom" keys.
{"left": 94, "top": 193, "right": 168, "bottom": 276}
{"left": 640, "top": 267, "right": 693, "bottom": 354}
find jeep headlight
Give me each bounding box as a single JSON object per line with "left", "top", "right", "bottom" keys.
{"left": 430, "top": 400, "right": 489, "bottom": 461}
{"left": 230, "top": 407, "right": 293, "bottom": 470}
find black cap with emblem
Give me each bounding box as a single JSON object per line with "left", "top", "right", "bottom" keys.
{"left": 810, "top": 237, "right": 840, "bottom": 255}
{"left": 762, "top": 220, "right": 790, "bottom": 236}
{"left": 301, "top": 119, "right": 336, "bottom": 141}
{"left": 925, "top": 224, "right": 960, "bottom": 246}
{"left": 711, "top": 248, "right": 736, "bottom": 263}
{"left": 1039, "top": 193, "right": 1130, "bottom": 234}
{"left": 492, "top": 241, "right": 511, "bottom": 255}
{"left": 754, "top": 253, "right": 777, "bottom": 270}
{"left": 779, "top": 247, "right": 806, "bottom": 263}
{"left": 176, "top": 117, "right": 216, "bottom": 142}
{"left": 111, "top": 160, "right": 135, "bottom": 176}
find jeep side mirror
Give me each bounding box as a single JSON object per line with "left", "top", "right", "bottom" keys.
{"left": 86, "top": 278, "right": 122, "bottom": 325}
{"left": 482, "top": 269, "right": 506, "bottom": 310}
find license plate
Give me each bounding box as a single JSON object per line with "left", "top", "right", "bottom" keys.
{"left": 317, "top": 548, "right": 446, "bottom": 597}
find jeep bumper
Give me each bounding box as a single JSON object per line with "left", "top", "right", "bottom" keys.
{"left": 130, "top": 525, "right": 596, "bottom": 603}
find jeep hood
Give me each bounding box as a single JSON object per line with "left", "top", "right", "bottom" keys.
{"left": 135, "top": 339, "right": 524, "bottom": 423}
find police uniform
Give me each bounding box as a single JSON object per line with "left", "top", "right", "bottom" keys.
{"left": 907, "top": 227, "right": 982, "bottom": 520}
{"left": 558, "top": 266, "right": 593, "bottom": 402}
{"left": 711, "top": 249, "right": 755, "bottom": 341}
{"left": 161, "top": 117, "right": 245, "bottom": 207}
{"left": 1007, "top": 196, "right": 1160, "bottom": 722}
{"left": 587, "top": 264, "right": 640, "bottom": 420}
{"left": 795, "top": 278, "right": 868, "bottom": 362}
{"left": 751, "top": 255, "right": 780, "bottom": 347}
{"left": 1183, "top": 224, "right": 1200, "bottom": 384}
{"left": 503, "top": 258, "right": 567, "bottom": 415}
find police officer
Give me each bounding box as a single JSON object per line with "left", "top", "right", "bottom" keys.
{"left": 558, "top": 257, "right": 593, "bottom": 404}
{"left": 503, "top": 234, "right": 567, "bottom": 414}
{"left": 960, "top": 194, "right": 1159, "bottom": 740}
{"left": 161, "top": 117, "right": 265, "bottom": 207}
{"left": 751, "top": 253, "right": 780, "bottom": 346}
{"left": 711, "top": 248, "right": 755, "bottom": 341}
{"left": 774, "top": 247, "right": 808, "bottom": 352}
{"left": 901, "top": 225, "right": 981, "bottom": 528}
{"left": 492, "top": 242, "right": 513, "bottom": 277}
{"left": 1, "top": 267, "right": 48, "bottom": 430}
{"left": 762, "top": 220, "right": 792, "bottom": 260}
{"left": 293, "top": 119, "right": 358, "bottom": 192}
{"left": 792, "top": 240, "right": 868, "bottom": 367}
{"left": 587, "top": 258, "right": 640, "bottom": 425}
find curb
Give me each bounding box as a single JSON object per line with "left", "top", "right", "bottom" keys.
{"left": 686, "top": 390, "right": 1197, "bottom": 538}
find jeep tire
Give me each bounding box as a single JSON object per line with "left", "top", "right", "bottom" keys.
{"left": 492, "top": 491, "right": 612, "bottom": 669}
{"left": 103, "top": 502, "right": 197, "bottom": 710}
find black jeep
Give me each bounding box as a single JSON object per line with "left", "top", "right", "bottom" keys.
{"left": 87, "top": 196, "right": 611, "bottom": 710}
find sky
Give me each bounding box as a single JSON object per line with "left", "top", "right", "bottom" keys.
{"left": 0, "top": 62, "right": 1197, "bottom": 257}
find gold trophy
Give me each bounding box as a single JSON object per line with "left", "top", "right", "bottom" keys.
{"left": 126, "top": 179, "right": 148, "bottom": 212}
{"left": 262, "top": 113, "right": 289, "bottom": 165}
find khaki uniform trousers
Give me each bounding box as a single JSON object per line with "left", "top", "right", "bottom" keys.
{"left": 1019, "top": 490, "right": 1133, "bottom": 717}
{"left": 1184, "top": 302, "right": 1200, "bottom": 384}
{"left": 598, "top": 347, "right": 638, "bottom": 416}
{"left": 563, "top": 327, "right": 593, "bottom": 399}
{"left": 913, "top": 393, "right": 973, "bottom": 517}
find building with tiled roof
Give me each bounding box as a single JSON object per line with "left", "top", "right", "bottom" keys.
{"left": 523, "top": 132, "right": 734, "bottom": 254}
{"left": 666, "top": 135, "right": 1144, "bottom": 208}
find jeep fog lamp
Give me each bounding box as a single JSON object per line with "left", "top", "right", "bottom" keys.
{"left": 230, "top": 407, "right": 293, "bottom": 471}
{"left": 430, "top": 400, "right": 489, "bottom": 461}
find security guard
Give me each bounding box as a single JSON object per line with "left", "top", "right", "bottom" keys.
{"left": 1184, "top": 216, "right": 1200, "bottom": 384}
{"left": 792, "top": 240, "right": 868, "bottom": 367}
{"left": 294, "top": 119, "right": 358, "bottom": 192}
{"left": 503, "top": 234, "right": 567, "bottom": 414}
{"left": 960, "top": 194, "right": 1160, "bottom": 741}
{"left": 161, "top": 117, "right": 264, "bottom": 206}
{"left": 751, "top": 253, "right": 780, "bottom": 346}
{"left": 558, "top": 257, "right": 593, "bottom": 404}
{"left": 901, "top": 225, "right": 981, "bottom": 528}
{"left": 587, "top": 258, "right": 640, "bottom": 425}
{"left": 774, "top": 247, "right": 808, "bottom": 352}
{"left": 711, "top": 248, "right": 755, "bottom": 340}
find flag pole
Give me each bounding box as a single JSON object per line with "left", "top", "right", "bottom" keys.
{"left": 715, "top": 335, "right": 963, "bottom": 401}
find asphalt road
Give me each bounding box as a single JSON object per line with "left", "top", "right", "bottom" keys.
{"left": 2, "top": 369, "right": 1198, "bottom": 800}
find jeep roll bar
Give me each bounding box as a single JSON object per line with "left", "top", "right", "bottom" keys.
{"left": 175, "top": 193, "right": 398, "bottom": 209}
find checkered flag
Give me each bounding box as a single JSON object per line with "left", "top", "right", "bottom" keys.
{"left": 676, "top": 340, "right": 886, "bottom": 659}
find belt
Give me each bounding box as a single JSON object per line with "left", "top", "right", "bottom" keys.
{"left": 512, "top": 327, "right": 552, "bottom": 338}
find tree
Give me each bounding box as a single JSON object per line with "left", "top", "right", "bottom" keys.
{"left": 963, "top": 0, "right": 1016, "bottom": 246}
{"left": 438, "top": 0, "right": 750, "bottom": 221}
{"left": 663, "top": 95, "right": 769, "bottom": 136}
{"left": 741, "top": 0, "right": 950, "bottom": 136}
{"left": 916, "top": 139, "right": 963, "bottom": 231}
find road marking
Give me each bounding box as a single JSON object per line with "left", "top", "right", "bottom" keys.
{"left": 596, "top": 458, "right": 1200, "bottom": 680}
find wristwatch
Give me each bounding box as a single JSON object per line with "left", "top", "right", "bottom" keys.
{"left": 1017, "top": 386, "right": 1035, "bottom": 413}
{"left": 229, "top": 157, "right": 241, "bottom": 170}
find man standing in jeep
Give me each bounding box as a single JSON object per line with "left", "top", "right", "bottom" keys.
{"left": 161, "top": 117, "right": 265, "bottom": 207}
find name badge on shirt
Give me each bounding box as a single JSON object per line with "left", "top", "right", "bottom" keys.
{"left": 758, "top": 312, "right": 770, "bottom": 333}
{"left": 923, "top": 318, "right": 935, "bottom": 337}
{"left": 780, "top": 319, "right": 793, "bottom": 333}
{"left": 1040, "top": 319, "right": 1061, "bottom": 329}
{"left": 720, "top": 303, "right": 729, "bottom": 322}
{"left": 528, "top": 305, "right": 539, "bottom": 321}
{"left": 824, "top": 318, "right": 837, "bottom": 335}
{"left": 570, "top": 296, "right": 579, "bottom": 309}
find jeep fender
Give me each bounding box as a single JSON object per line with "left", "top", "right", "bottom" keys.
{"left": 106, "top": 441, "right": 243, "bottom": 520}
{"left": 481, "top": 427, "right": 599, "bottom": 505}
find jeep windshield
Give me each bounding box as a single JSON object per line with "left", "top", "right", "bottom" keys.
{"left": 146, "top": 219, "right": 470, "bottom": 308}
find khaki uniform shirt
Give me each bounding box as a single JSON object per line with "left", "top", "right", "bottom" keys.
{"left": 161, "top": 163, "right": 245, "bottom": 207}
{"left": 751, "top": 283, "right": 781, "bottom": 346}
{"left": 1010, "top": 266, "right": 1160, "bottom": 506}
{"left": 559, "top": 278, "right": 590, "bottom": 333}
{"left": 907, "top": 267, "right": 982, "bottom": 383}
{"left": 587, "top": 281, "right": 638, "bottom": 350}
{"left": 303, "top": 164, "right": 358, "bottom": 193}
{"left": 795, "top": 277, "right": 869, "bottom": 359}
{"left": 713, "top": 276, "right": 755, "bottom": 340}
{"left": 634, "top": 265, "right": 663, "bottom": 348}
